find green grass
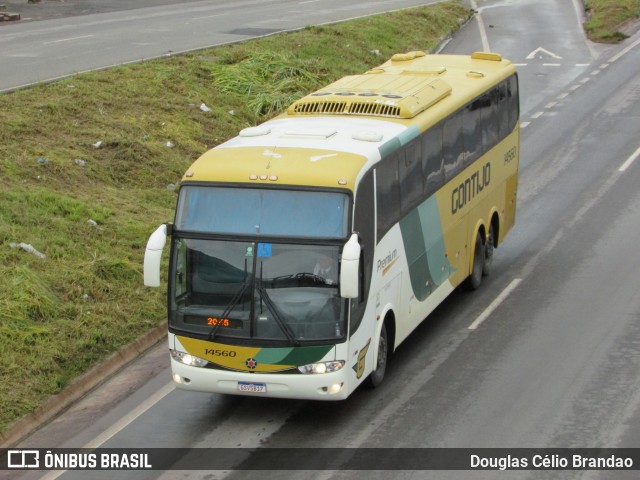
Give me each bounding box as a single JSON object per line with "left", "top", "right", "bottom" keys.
{"left": 0, "top": 2, "right": 472, "bottom": 433}
{"left": 584, "top": 0, "right": 640, "bottom": 42}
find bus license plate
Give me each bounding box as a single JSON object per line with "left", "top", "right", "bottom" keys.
{"left": 238, "top": 382, "right": 267, "bottom": 393}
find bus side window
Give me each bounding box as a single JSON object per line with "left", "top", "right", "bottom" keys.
{"left": 508, "top": 74, "right": 520, "bottom": 132}
{"left": 483, "top": 89, "right": 499, "bottom": 147}
{"left": 352, "top": 170, "right": 375, "bottom": 335}
{"left": 422, "top": 125, "right": 444, "bottom": 198}
{"left": 497, "top": 81, "right": 510, "bottom": 139}
{"left": 399, "top": 138, "right": 423, "bottom": 215}
{"left": 376, "top": 154, "right": 400, "bottom": 241}
{"left": 463, "top": 97, "right": 483, "bottom": 166}
{"left": 442, "top": 113, "right": 463, "bottom": 182}
{"left": 498, "top": 75, "right": 520, "bottom": 138}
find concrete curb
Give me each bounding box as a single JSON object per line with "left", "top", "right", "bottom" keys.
{"left": 0, "top": 321, "right": 166, "bottom": 447}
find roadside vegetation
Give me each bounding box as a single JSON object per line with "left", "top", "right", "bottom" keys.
{"left": 0, "top": 2, "right": 472, "bottom": 434}
{"left": 584, "top": 0, "right": 640, "bottom": 42}
{"left": 0, "top": 0, "right": 634, "bottom": 435}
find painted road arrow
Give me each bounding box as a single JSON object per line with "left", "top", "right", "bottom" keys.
{"left": 526, "top": 47, "right": 563, "bottom": 60}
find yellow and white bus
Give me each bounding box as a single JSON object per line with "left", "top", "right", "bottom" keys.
{"left": 144, "top": 51, "right": 519, "bottom": 400}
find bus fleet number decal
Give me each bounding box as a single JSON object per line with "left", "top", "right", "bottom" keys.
{"left": 504, "top": 146, "right": 517, "bottom": 165}
{"left": 205, "top": 349, "right": 237, "bottom": 357}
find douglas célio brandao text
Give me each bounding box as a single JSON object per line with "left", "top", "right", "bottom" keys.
{"left": 470, "top": 453, "right": 634, "bottom": 470}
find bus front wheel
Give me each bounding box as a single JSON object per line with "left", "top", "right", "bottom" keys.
{"left": 367, "top": 323, "right": 388, "bottom": 388}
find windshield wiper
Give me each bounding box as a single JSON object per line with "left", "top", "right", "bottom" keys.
{"left": 208, "top": 282, "right": 248, "bottom": 341}
{"left": 256, "top": 284, "right": 299, "bottom": 346}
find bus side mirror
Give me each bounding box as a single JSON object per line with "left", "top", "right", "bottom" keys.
{"left": 340, "top": 234, "right": 361, "bottom": 299}
{"left": 144, "top": 224, "right": 169, "bottom": 287}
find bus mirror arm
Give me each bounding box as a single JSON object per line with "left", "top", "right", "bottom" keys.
{"left": 144, "top": 223, "right": 169, "bottom": 287}
{"left": 340, "top": 234, "right": 361, "bottom": 299}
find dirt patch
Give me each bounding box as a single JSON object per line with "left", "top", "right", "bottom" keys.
{"left": 618, "top": 16, "right": 640, "bottom": 37}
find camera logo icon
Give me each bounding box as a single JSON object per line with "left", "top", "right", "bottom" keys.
{"left": 8, "top": 450, "right": 40, "bottom": 469}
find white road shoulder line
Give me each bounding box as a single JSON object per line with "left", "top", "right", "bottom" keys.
{"left": 619, "top": 146, "right": 640, "bottom": 172}
{"left": 43, "top": 35, "right": 94, "bottom": 45}
{"left": 610, "top": 37, "right": 640, "bottom": 63}
{"left": 468, "top": 278, "right": 522, "bottom": 330}
{"left": 470, "top": 0, "right": 491, "bottom": 53}
{"left": 85, "top": 381, "right": 175, "bottom": 449}
{"left": 40, "top": 382, "right": 175, "bottom": 480}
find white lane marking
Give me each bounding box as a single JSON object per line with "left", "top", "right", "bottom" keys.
{"left": 85, "top": 381, "right": 175, "bottom": 448}
{"left": 526, "top": 47, "right": 562, "bottom": 60}
{"left": 191, "top": 13, "right": 227, "bottom": 20}
{"left": 43, "top": 35, "right": 94, "bottom": 45}
{"left": 545, "top": 101, "right": 557, "bottom": 109}
{"left": 619, "top": 146, "right": 640, "bottom": 172}
{"left": 40, "top": 382, "right": 175, "bottom": 480}
{"left": 610, "top": 37, "right": 640, "bottom": 63}
{"left": 470, "top": 0, "right": 491, "bottom": 53}
{"left": 468, "top": 278, "right": 523, "bottom": 330}
{"left": 531, "top": 111, "right": 544, "bottom": 119}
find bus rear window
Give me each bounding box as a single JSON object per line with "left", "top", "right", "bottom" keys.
{"left": 175, "top": 186, "right": 349, "bottom": 239}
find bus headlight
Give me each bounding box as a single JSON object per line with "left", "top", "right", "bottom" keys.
{"left": 298, "top": 360, "right": 345, "bottom": 374}
{"left": 170, "top": 349, "right": 209, "bottom": 368}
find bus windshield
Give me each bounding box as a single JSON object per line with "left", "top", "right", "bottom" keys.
{"left": 175, "top": 186, "right": 349, "bottom": 239}
{"left": 170, "top": 238, "right": 347, "bottom": 343}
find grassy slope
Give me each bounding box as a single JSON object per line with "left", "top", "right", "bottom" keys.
{"left": 584, "top": 0, "right": 640, "bottom": 42}
{"left": 0, "top": 2, "right": 472, "bottom": 432}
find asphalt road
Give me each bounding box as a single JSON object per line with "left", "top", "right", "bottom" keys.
{"left": 0, "top": 0, "right": 446, "bottom": 92}
{"left": 2, "top": 0, "right": 197, "bottom": 22}
{"left": 6, "top": 0, "right": 640, "bottom": 479}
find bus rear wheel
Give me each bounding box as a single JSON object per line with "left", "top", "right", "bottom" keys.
{"left": 367, "top": 323, "right": 388, "bottom": 388}
{"left": 466, "top": 231, "right": 485, "bottom": 290}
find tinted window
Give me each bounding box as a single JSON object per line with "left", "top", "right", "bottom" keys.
{"left": 422, "top": 126, "right": 443, "bottom": 197}
{"left": 376, "top": 155, "right": 400, "bottom": 240}
{"left": 399, "top": 139, "right": 424, "bottom": 214}
{"left": 507, "top": 74, "right": 520, "bottom": 132}
{"left": 176, "top": 186, "right": 349, "bottom": 239}
{"left": 443, "top": 113, "right": 464, "bottom": 181}
{"left": 483, "top": 89, "right": 499, "bottom": 147}
{"left": 463, "top": 97, "right": 483, "bottom": 165}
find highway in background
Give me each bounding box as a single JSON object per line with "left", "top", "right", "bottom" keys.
{"left": 7, "top": 0, "right": 640, "bottom": 478}
{"left": 0, "top": 0, "right": 444, "bottom": 92}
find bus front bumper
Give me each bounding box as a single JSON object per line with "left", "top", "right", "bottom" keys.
{"left": 171, "top": 358, "right": 351, "bottom": 400}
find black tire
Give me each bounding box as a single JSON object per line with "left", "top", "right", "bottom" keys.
{"left": 465, "top": 231, "right": 485, "bottom": 290}
{"left": 367, "top": 323, "right": 388, "bottom": 388}
{"left": 483, "top": 224, "right": 495, "bottom": 277}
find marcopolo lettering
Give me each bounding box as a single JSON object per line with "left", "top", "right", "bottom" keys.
{"left": 451, "top": 162, "right": 491, "bottom": 214}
